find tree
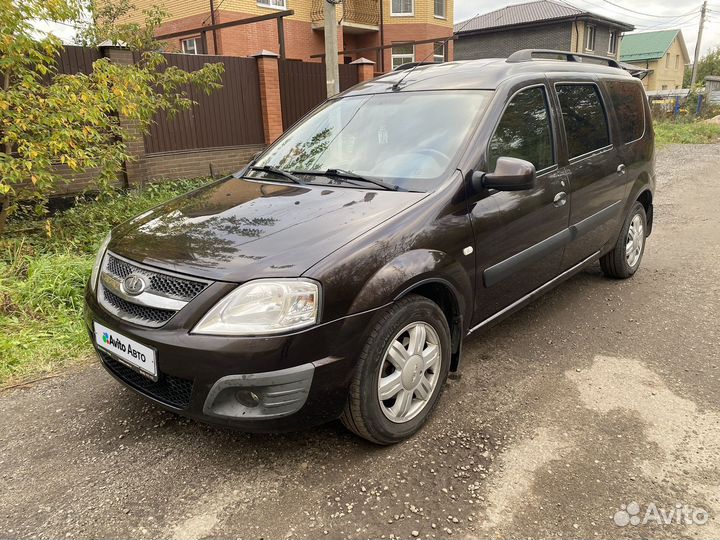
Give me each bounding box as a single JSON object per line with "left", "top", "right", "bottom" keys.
{"left": 0, "top": 0, "right": 224, "bottom": 233}
{"left": 684, "top": 47, "right": 720, "bottom": 88}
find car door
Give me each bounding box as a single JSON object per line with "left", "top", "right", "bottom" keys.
{"left": 467, "top": 82, "right": 571, "bottom": 326}
{"left": 551, "top": 78, "right": 627, "bottom": 269}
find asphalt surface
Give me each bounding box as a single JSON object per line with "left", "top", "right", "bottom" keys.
{"left": 1, "top": 144, "right": 719, "bottom": 540}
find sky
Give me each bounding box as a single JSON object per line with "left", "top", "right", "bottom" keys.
{"left": 34, "top": 0, "right": 720, "bottom": 58}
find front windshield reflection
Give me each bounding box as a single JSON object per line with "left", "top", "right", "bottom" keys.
{"left": 254, "top": 91, "right": 493, "bottom": 192}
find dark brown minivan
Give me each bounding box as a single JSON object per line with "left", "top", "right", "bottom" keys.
{"left": 84, "top": 50, "right": 655, "bottom": 444}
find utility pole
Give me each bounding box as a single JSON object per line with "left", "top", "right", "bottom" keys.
{"left": 324, "top": 0, "right": 340, "bottom": 97}
{"left": 690, "top": 0, "right": 707, "bottom": 88}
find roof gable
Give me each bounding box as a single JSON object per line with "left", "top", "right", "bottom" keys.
{"left": 619, "top": 29, "right": 689, "bottom": 63}
{"left": 455, "top": 0, "right": 633, "bottom": 34}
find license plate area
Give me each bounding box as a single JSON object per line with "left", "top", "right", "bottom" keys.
{"left": 93, "top": 321, "right": 158, "bottom": 381}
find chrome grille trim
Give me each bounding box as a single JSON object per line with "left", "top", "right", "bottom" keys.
{"left": 97, "top": 251, "right": 211, "bottom": 327}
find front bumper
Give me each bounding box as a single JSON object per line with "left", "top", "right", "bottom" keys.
{"left": 84, "top": 285, "right": 379, "bottom": 432}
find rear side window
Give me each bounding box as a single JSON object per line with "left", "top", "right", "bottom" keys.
{"left": 607, "top": 81, "right": 645, "bottom": 143}
{"left": 488, "top": 86, "right": 554, "bottom": 172}
{"left": 556, "top": 84, "right": 610, "bottom": 159}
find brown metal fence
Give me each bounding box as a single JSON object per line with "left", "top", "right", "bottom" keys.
{"left": 279, "top": 60, "right": 359, "bottom": 129}
{"left": 144, "top": 53, "right": 265, "bottom": 154}
{"left": 56, "top": 45, "right": 102, "bottom": 75}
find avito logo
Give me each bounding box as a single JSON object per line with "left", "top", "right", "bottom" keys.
{"left": 102, "top": 332, "right": 148, "bottom": 364}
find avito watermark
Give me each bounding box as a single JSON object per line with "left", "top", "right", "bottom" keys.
{"left": 614, "top": 501, "right": 709, "bottom": 527}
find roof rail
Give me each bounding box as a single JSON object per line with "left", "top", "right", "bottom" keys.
{"left": 506, "top": 49, "right": 622, "bottom": 69}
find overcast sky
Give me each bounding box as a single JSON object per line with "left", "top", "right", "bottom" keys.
{"left": 35, "top": 0, "right": 720, "bottom": 58}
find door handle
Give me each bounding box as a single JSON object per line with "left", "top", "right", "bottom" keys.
{"left": 553, "top": 191, "right": 567, "bottom": 207}
{"left": 617, "top": 164, "right": 627, "bottom": 175}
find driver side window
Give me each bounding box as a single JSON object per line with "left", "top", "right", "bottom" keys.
{"left": 488, "top": 86, "right": 555, "bottom": 173}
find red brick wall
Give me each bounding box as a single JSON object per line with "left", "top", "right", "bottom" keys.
{"left": 155, "top": 10, "right": 453, "bottom": 71}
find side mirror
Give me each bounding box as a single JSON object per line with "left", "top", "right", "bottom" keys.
{"left": 471, "top": 157, "right": 537, "bottom": 192}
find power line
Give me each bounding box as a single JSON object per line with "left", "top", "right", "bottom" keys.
{"left": 589, "top": 0, "right": 702, "bottom": 19}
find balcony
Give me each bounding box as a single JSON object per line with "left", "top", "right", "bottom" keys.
{"left": 312, "top": 0, "right": 380, "bottom": 33}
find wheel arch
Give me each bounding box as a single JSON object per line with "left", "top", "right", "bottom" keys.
{"left": 394, "top": 278, "right": 464, "bottom": 372}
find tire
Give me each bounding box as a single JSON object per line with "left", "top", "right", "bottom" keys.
{"left": 341, "top": 295, "right": 452, "bottom": 445}
{"left": 600, "top": 201, "right": 647, "bottom": 279}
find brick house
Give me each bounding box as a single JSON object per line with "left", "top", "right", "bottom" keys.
{"left": 620, "top": 30, "right": 690, "bottom": 91}
{"left": 118, "top": 0, "right": 455, "bottom": 72}
{"left": 454, "top": 0, "right": 633, "bottom": 62}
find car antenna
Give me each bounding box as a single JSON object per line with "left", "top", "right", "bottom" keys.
{"left": 391, "top": 10, "right": 481, "bottom": 92}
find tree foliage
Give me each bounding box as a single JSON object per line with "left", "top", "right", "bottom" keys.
{"left": 684, "top": 47, "right": 720, "bottom": 88}
{"left": 0, "top": 0, "right": 223, "bottom": 232}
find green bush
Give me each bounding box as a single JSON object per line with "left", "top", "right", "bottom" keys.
{"left": 0, "top": 178, "right": 210, "bottom": 384}
{"left": 654, "top": 120, "right": 720, "bottom": 147}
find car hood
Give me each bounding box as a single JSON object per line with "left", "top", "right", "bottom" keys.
{"left": 110, "top": 177, "right": 427, "bottom": 282}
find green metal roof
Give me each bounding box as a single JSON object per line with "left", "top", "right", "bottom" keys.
{"left": 620, "top": 29, "right": 680, "bottom": 62}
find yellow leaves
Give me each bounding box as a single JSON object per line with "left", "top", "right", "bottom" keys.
{"left": 45, "top": 219, "right": 52, "bottom": 238}
{"left": 0, "top": 100, "right": 8, "bottom": 111}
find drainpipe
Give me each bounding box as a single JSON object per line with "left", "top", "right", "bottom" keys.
{"left": 379, "top": 0, "right": 385, "bottom": 71}
{"left": 573, "top": 16, "right": 579, "bottom": 53}
{"left": 209, "top": 0, "right": 219, "bottom": 53}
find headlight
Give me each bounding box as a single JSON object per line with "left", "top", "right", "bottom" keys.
{"left": 192, "top": 279, "right": 320, "bottom": 336}
{"left": 90, "top": 233, "right": 111, "bottom": 293}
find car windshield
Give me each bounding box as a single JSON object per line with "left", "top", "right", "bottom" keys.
{"left": 252, "top": 90, "right": 493, "bottom": 192}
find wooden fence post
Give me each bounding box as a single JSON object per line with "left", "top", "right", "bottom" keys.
{"left": 253, "top": 50, "right": 284, "bottom": 144}
{"left": 350, "top": 57, "right": 376, "bottom": 82}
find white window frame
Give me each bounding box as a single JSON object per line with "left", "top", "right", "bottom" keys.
{"left": 433, "top": 41, "right": 445, "bottom": 63}
{"left": 608, "top": 31, "right": 617, "bottom": 55}
{"left": 181, "top": 37, "right": 200, "bottom": 55}
{"left": 391, "top": 0, "right": 414, "bottom": 17}
{"left": 434, "top": 0, "right": 446, "bottom": 19}
{"left": 257, "top": 0, "right": 287, "bottom": 9}
{"left": 675, "top": 54, "right": 680, "bottom": 70}
{"left": 391, "top": 44, "right": 415, "bottom": 70}
{"left": 665, "top": 53, "right": 670, "bottom": 68}
{"left": 585, "top": 25, "right": 596, "bottom": 51}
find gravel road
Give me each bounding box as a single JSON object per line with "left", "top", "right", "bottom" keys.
{"left": 1, "top": 144, "right": 719, "bottom": 539}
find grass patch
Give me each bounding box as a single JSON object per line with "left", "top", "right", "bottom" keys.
{"left": 654, "top": 120, "right": 720, "bottom": 147}
{"left": 0, "top": 178, "right": 210, "bottom": 386}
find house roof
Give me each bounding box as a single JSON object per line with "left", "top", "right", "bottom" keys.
{"left": 454, "top": 0, "right": 634, "bottom": 34}
{"left": 619, "top": 29, "right": 690, "bottom": 64}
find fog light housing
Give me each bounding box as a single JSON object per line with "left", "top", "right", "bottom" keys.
{"left": 235, "top": 389, "right": 260, "bottom": 408}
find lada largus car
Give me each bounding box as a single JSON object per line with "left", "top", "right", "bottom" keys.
{"left": 85, "top": 50, "right": 655, "bottom": 444}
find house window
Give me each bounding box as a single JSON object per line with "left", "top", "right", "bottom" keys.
{"left": 585, "top": 25, "right": 596, "bottom": 51}
{"left": 392, "top": 0, "right": 413, "bottom": 16}
{"left": 392, "top": 44, "right": 414, "bottom": 69}
{"left": 258, "top": 0, "right": 287, "bottom": 8}
{"left": 434, "top": 0, "right": 446, "bottom": 18}
{"left": 434, "top": 42, "right": 445, "bottom": 63}
{"left": 666, "top": 53, "right": 670, "bottom": 68}
{"left": 608, "top": 31, "right": 618, "bottom": 55}
{"left": 181, "top": 37, "right": 200, "bottom": 55}
{"left": 675, "top": 54, "right": 680, "bottom": 69}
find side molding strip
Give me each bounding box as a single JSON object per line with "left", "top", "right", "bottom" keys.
{"left": 483, "top": 200, "right": 621, "bottom": 287}
{"left": 469, "top": 250, "right": 601, "bottom": 335}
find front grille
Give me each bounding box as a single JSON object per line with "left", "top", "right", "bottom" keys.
{"left": 106, "top": 254, "right": 207, "bottom": 301}
{"left": 98, "top": 252, "right": 212, "bottom": 328}
{"left": 102, "top": 287, "right": 175, "bottom": 325}
{"left": 101, "top": 352, "right": 194, "bottom": 409}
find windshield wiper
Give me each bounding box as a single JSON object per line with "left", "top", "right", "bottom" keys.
{"left": 293, "top": 168, "right": 399, "bottom": 191}
{"left": 248, "top": 165, "right": 306, "bottom": 185}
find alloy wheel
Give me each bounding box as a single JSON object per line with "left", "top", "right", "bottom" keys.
{"left": 625, "top": 214, "right": 644, "bottom": 268}
{"left": 377, "top": 322, "right": 442, "bottom": 423}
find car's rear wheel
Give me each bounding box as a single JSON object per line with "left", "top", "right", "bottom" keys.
{"left": 600, "top": 201, "right": 647, "bottom": 279}
{"left": 341, "top": 295, "right": 451, "bottom": 445}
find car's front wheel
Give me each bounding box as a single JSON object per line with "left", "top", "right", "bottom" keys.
{"left": 341, "top": 295, "right": 451, "bottom": 444}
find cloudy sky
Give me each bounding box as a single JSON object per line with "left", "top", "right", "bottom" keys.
{"left": 35, "top": 0, "right": 720, "bottom": 57}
